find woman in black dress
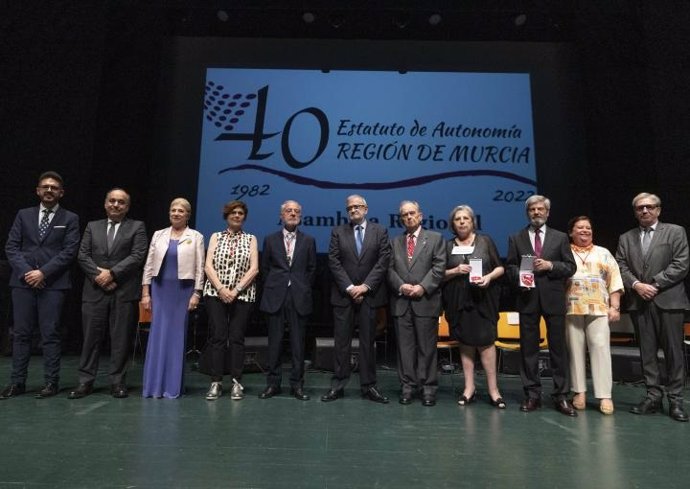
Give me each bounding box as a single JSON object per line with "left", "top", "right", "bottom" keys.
{"left": 442, "top": 205, "right": 506, "bottom": 408}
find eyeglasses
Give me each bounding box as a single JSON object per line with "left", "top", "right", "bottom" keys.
{"left": 635, "top": 204, "right": 659, "bottom": 212}
{"left": 346, "top": 204, "right": 366, "bottom": 211}
{"left": 38, "top": 185, "right": 61, "bottom": 191}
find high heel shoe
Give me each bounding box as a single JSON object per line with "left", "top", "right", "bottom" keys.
{"left": 489, "top": 397, "right": 507, "bottom": 409}
{"left": 457, "top": 392, "right": 476, "bottom": 406}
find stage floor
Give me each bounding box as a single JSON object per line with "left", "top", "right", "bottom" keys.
{"left": 0, "top": 355, "right": 688, "bottom": 488}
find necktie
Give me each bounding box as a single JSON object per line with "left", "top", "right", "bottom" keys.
{"left": 38, "top": 209, "right": 51, "bottom": 239}
{"left": 534, "top": 228, "right": 542, "bottom": 258}
{"left": 355, "top": 225, "right": 363, "bottom": 256}
{"left": 285, "top": 232, "right": 295, "bottom": 265}
{"left": 642, "top": 227, "right": 652, "bottom": 255}
{"left": 107, "top": 221, "right": 116, "bottom": 253}
{"left": 407, "top": 234, "right": 416, "bottom": 262}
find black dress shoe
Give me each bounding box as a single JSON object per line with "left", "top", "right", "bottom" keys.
{"left": 362, "top": 386, "right": 389, "bottom": 404}
{"left": 399, "top": 394, "right": 413, "bottom": 405}
{"left": 554, "top": 399, "right": 578, "bottom": 417}
{"left": 291, "top": 387, "right": 310, "bottom": 401}
{"left": 0, "top": 383, "right": 26, "bottom": 400}
{"left": 35, "top": 382, "right": 59, "bottom": 399}
{"left": 320, "top": 389, "right": 343, "bottom": 402}
{"left": 520, "top": 397, "right": 542, "bottom": 412}
{"left": 111, "top": 384, "right": 128, "bottom": 399}
{"left": 668, "top": 401, "right": 689, "bottom": 422}
{"left": 422, "top": 396, "right": 436, "bottom": 407}
{"left": 258, "top": 385, "right": 282, "bottom": 399}
{"left": 68, "top": 383, "right": 93, "bottom": 399}
{"left": 630, "top": 397, "right": 662, "bottom": 415}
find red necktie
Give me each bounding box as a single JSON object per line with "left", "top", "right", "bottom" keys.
{"left": 407, "top": 234, "right": 416, "bottom": 262}
{"left": 534, "top": 228, "right": 542, "bottom": 258}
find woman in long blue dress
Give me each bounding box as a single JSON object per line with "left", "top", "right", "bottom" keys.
{"left": 141, "top": 198, "right": 205, "bottom": 398}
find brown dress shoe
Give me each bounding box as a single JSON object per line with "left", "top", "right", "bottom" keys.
{"left": 0, "top": 383, "right": 26, "bottom": 400}
{"left": 520, "top": 397, "right": 542, "bottom": 412}
{"left": 555, "top": 399, "right": 578, "bottom": 417}
{"left": 68, "top": 383, "right": 93, "bottom": 399}
{"left": 35, "top": 382, "right": 59, "bottom": 399}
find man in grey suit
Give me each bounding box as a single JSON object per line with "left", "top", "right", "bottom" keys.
{"left": 68, "top": 188, "right": 148, "bottom": 399}
{"left": 506, "top": 195, "right": 577, "bottom": 416}
{"left": 321, "top": 195, "right": 391, "bottom": 403}
{"left": 388, "top": 201, "right": 445, "bottom": 406}
{"left": 615, "top": 192, "right": 689, "bottom": 422}
{"left": 258, "top": 200, "right": 316, "bottom": 401}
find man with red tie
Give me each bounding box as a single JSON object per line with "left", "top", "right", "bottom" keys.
{"left": 388, "top": 201, "right": 446, "bottom": 406}
{"left": 506, "top": 195, "right": 577, "bottom": 416}
{"left": 1, "top": 171, "right": 80, "bottom": 399}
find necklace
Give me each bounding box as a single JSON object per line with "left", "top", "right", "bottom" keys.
{"left": 455, "top": 233, "right": 475, "bottom": 247}
{"left": 571, "top": 243, "right": 593, "bottom": 265}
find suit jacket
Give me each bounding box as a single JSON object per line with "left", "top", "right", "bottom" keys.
{"left": 328, "top": 220, "right": 391, "bottom": 308}
{"left": 505, "top": 226, "right": 576, "bottom": 315}
{"left": 78, "top": 218, "right": 148, "bottom": 302}
{"left": 615, "top": 221, "right": 690, "bottom": 310}
{"left": 5, "top": 206, "right": 80, "bottom": 289}
{"left": 388, "top": 228, "right": 446, "bottom": 317}
{"left": 142, "top": 226, "right": 205, "bottom": 290}
{"left": 259, "top": 229, "right": 316, "bottom": 316}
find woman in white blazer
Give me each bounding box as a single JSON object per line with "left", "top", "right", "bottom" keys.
{"left": 140, "top": 198, "right": 205, "bottom": 398}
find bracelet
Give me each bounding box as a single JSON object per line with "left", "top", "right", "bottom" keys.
{"left": 610, "top": 306, "right": 620, "bottom": 311}
{"left": 235, "top": 285, "right": 244, "bottom": 293}
{"left": 142, "top": 295, "right": 150, "bottom": 298}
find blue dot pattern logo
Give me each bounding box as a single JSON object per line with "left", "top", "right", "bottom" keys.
{"left": 204, "top": 81, "right": 257, "bottom": 131}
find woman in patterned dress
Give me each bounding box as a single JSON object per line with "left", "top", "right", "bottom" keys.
{"left": 202, "top": 200, "right": 258, "bottom": 401}
{"left": 565, "top": 216, "right": 623, "bottom": 414}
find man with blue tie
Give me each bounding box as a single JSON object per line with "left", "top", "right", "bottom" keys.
{"left": 322, "top": 195, "right": 391, "bottom": 403}
{"left": 1, "top": 171, "right": 80, "bottom": 399}
{"left": 259, "top": 200, "right": 316, "bottom": 400}
{"left": 616, "top": 193, "right": 689, "bottom": 422}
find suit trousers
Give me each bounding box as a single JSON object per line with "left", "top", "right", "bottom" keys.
{"left": 205, "top": 297, "right": 253, "bottom": 381}
{"left": 394, "top": 306, "right": 438, "bottom": 397}
{"left": 631, "top": 303, "right": 685, "bottom": 400}
{"left": 565, "top": 314, "right": 612, "bottom": 399}
{"left": 331, "top": 301, "right": 377, "bottom": 391}
{"left": 11, "top": 288, "right": 66, "bottom": 385}
{"left": 265, "top": 288, "right": 306, "bottom": 388}
{"left": 519, "top": 312, "right": 570, "bottom": 399}
{"left": 78, "top": 294, "right": 138, "bottom": 385}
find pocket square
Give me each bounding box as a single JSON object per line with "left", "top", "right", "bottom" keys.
{"left": 54, "top": 225, "right": 66, "bottom": 229}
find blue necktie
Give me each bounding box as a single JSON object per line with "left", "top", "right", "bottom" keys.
{"left": 355, "top": 225, "right": 363, "bottom": 256}
{"left": 38, "top": 209, "right": 51, "bottom": 239}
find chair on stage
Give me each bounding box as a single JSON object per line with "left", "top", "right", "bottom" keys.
{"left": 133, "top": 302, "right": 152, "bottom": 363}
{"left": 495, "top": 312, "right": 548, "bottom": 373}
{"left": 437, "top": 313, "right": 460, "bottom": 373}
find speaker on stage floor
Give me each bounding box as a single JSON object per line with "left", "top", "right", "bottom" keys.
{"left": 313, "top": 337, "right": 360, "bottom": 372}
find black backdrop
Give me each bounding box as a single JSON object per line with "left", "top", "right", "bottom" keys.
{"left": 2, "top": 1, "right": 690, "bottom": 352}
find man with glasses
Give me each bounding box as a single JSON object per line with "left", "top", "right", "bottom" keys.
{"left": 616, "top": 193, "right": 689, "bottom": 422}
{"left": 322, "top": 195, "right": 391, "bottom": 403}
{"left": 1, "top": 171, "right": 80, "bottom": 400}
{"left": 259, "top": 200, "right": 316, "bottom": 400}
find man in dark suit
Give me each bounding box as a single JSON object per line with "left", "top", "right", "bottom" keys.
{"left": 506, "top": 194, "right": 577, "bottom": 416}
{"left": 321, "top": 195, "right": 391, "bottom": 403}
{"left": 388, "top": 201, "right": 445, "bottom": 406}
{"left": 616, "top": 192, "right": 689, "bottom": 422}
{"left": 258, "top": 200, "right": 316, "bottom": 401}
{"left": 68, "top": 188, "right": 147, "bottom": 399}
{"left": 1, "top": 171, "right": 80, "bottom": 400}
